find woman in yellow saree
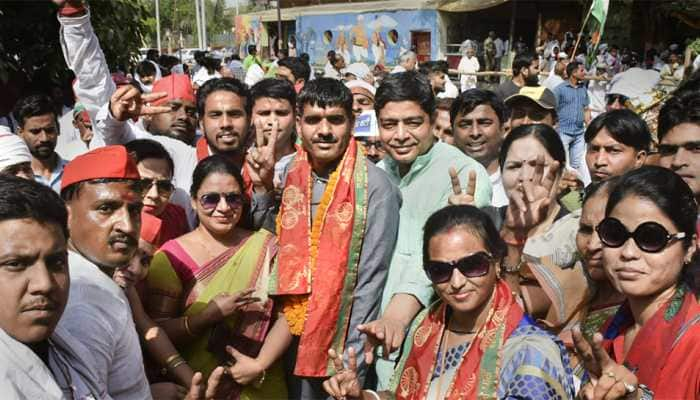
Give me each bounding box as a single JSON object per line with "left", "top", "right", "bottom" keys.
{"left": 146, "top": 155, "right": 290, "bottom": 399}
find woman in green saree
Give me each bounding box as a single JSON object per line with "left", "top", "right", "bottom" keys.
{"left": 146, "top": 155, "right": 290, "bottom": 399}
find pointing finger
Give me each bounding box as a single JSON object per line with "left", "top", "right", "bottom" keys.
{"left": 142, "top": 91, "right": 169, "bottom": 103}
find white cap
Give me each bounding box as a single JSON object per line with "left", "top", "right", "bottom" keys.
{"left": 345, "top": 79, "right": 376, "bottom": 96}
{"left": 344, "top": 63, "right": 371, "bottom": 80}
{"left": 0, "top": 133, "right": 31, "bottom": 171}
{"left": 557, "top": 52, "right": 569, "bottom": 59}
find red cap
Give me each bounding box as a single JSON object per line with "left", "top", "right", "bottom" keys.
{"left": 151, "top": 74, "right": 195, "bottom": 106}
{"left": 140, "top": 212, "right": 163, "bottom": 246}
{"left": 61, "top": 145, "right": 140, "bottom": 190}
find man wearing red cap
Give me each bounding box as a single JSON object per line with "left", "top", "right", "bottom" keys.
{"left": 56, "top": 145, "right": 152, "bottom": 400}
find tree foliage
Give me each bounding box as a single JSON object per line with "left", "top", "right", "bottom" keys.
{"left": 0, "top": 0, "right": 149, "bottom": 87}
{"left": 142, "top": 0, "right": 233, "bottom": 48}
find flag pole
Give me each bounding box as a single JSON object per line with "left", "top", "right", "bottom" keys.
{"left": 571, "top": 1, "right": 594, "bottom": 59}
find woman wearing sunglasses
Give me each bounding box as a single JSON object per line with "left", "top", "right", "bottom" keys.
{"left": 574, "top": 166, "right": 700, "bottom": 400}
{"left": 146, "top": 155, "right": 290, "bottom": 398}
{"left": 324, "top": 205, "right": 575, "bottom": 399}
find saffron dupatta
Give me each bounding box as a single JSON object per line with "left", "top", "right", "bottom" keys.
{"left": 269, "top": 139, "right": 368, "bottom": 377}
{"left": 390, "top": 280, "right": 524, "bottom": 400}
{"left": 600, "top": 285, "right": 700, "bottom": 398}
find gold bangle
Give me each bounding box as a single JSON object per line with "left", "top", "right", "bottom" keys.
{"left": 183, "top": 316, "right": 194, "bottom": 337}
{"left": 164, "top": 354, "right": 180, "bottom": 366}
{"left": 253, "top": 369, "right": 266, "bottom": 388}
{"left": 170, "top": 359, "right": 186, "bottom": 370}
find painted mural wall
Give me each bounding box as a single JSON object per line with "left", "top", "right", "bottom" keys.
{"left": 295, "top": 9, "right": 440, "bottom": 66}
{"left": 234, "top": 15, "right": 269, "bottom": 55}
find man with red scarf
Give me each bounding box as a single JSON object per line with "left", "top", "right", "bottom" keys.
{"left": 270, "top": 78, "right": 401, "bottom": 399}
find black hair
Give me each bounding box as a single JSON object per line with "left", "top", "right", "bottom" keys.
{"left": 584, "top": 109, "right": 652, "bottom": 151}
{"left": 436, "top": 97, "right": 454, "bottom": 112}
{"left": 247, "top": 45, "right": 257, "bottom": 55}
{"left": 450, "top": 89, "right": 506, "bottom": 125}
{"left": 61, "top": 178, "right": 143, "bottom": 203}
{"left": 566, "top": 61, "right": 582, "bottom": 78}
{"left": 434, "top": 60, "right": 450, "bottom": 74}
{"left": 297, "top": 78, "right": 353, "bottom": 119}
{"left": 190, "top": 154, "right": 245, "bottom": 198}
{"left": 511, "top": 53, "right": 537, "bottom": 76}
{"left": 124, "top": 139, "right": 174, "bottom": 178}
{"left": 658, "top": 90, "right": 700, "bottom": 141}
{"left": 201, "top": 56, "right": 222, "bottom": 75}
{"left": 146, "top": 49, "right": 159, "bottom": 61}
{"left": 300, "top": 53, "right": 310, "bottom": 63}
{"left": 0, "top": 175, "right": 68, "bottom": 239}
{"left": 136, "top": 60, "right": 157, "bottom": 78}
{"left": 250, "top": 78, "right": 296, "bottom": 111}
{"left": 12, "top": 94, "right": 57, "bottom": 128}
{"left": 327, "top": 50, "right": 336, "bottom": 60}
{"left": 278, "top": 57, "right": 311, "bottom": 82}
{"left": 498, "top": 124, "right": 566, "bottom": 171}
{"left": 606, "top": 166, "right": 697, "bottom": 249}
{"left": 196, "top": 77, "right": 251, "bottom": 117}
{"left": 418, "top": 61, "right": 447, "bottom": 76}
{"left": 423, "top": 205, "right": 507, "bottom": 266}
{"left": 582, "top": 175, "right": 621, "bottom": 208}
{"left": 375, "top": 71, "right": 435, "bottom": 118}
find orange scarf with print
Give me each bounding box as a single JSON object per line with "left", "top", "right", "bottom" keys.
{"left": 270, "top": 139, "right": 368, "bottom": 377}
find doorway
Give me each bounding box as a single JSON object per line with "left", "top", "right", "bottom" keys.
{"left": 411, "top": 31, "right": 431, "bottom": 62}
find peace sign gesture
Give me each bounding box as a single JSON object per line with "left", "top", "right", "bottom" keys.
{"left": 573, "top": 329, "right": 640, "bottom": 400}
{"left": 246, "top": 118, "right": 279, "bottom": 193}
{"left": 322, "top": 348, "right": 362, "bottom": 400}
{"left": 109, "top": 85, "right": 172, "bottom": 122}
{"left": 448, "top": 168, "right": 477, "bottom": 206}
{"left": 504, "top": 155, "right": 560, "bottom": 235}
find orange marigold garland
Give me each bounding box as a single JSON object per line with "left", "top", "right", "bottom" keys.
{"left": 281, "top": 165, "right": 342, "bottom": 335}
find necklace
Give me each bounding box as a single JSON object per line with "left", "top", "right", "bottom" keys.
{"left": 448, "top": 327, "right": 476, "bottom": 335}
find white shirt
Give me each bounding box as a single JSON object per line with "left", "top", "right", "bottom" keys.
{"left": 438, "top": 78, "right": 459, "bottom": 99}
{"left": 244, "top": 63, "right": 265, "bottom": 87}
{"left": 458, "top": 56, "right": 480, "bottom": 92}
{"left": 57, "top": 251, "right": 151, "bottom": 400}
{"left": 490, "top": 170, "right": 509, "bottom": 208}
{"left": 495, "top": 38, "right": 505, "bottom": 58}
{"left": 390, "top": 65, "right": 407, "bottom": 74}
{"left": 543, "top": 74, "right": 565, "bottom": 93}
{"left": 192, "top": 68, "right": 222, "bottom": 87}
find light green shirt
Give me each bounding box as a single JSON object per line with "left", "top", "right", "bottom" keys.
{"left": 378, "top": 142, "right": 492, "bottom": 311}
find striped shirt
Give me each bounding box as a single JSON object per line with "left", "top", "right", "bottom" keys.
{"left": 554, "top": 81, "right": 589, "bottom": 136}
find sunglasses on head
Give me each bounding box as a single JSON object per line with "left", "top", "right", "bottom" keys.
{"left": 606, "top": 94, "right": 629, "bottom": 105}
{"left": 424, "top": 251, "right": 493, "bottom": 284}
{"left": 141, "top": 178, "right": 175, "bottom": 195}
{"left": 511, "top": 107, "right": 549, "bottom": 121}
{"left": 199, "top": 192, "right": 245, "bottom": 210}
{"left": 596, "top": 217, "right": 686, "bottom": 253}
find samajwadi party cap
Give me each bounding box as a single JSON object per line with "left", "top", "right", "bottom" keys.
{"left": 151, "top": 74, "right": 195, "bottom": 106}
{"left": 505, "top": 86, "right": 557, "bottom": 110}
{"left": 140, "top": 212, "right": 163, "bottom": 247}
{"left": 0, "top": 133, "right": 31, "bottom": 170}
{"left": 61, "top": 145, "right": 140, "bottom": 190}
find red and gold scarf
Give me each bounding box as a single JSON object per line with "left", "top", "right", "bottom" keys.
{"left": 269, "top": 139, "right": 368, "bottom": 377}
{"left": 392, "top": 280, "right": 523, "bottom": 400}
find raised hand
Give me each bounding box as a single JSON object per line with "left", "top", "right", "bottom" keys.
{"left": 357, "top": 318, "right": 405, "bottom": 365}
{"left": 109, "top": 85, "right": 171, "bottom": 122}
{"left": 448, "top": 168, "right": 477, "bottom": 206}
{"left": 224, "top": 345, "right": 264, "bottom": 386}
{"left": 504, "top": 156, "right": 559, "bottom": 235}
{"left": 246, "top": 119, "right": 279, "bottom": 193}
{"left": 322, "top": 348, "right": 362, "bottom": 400}
{"left": 573, "top": 329, "right": 639, "bottom": 400}
{"left": 202, "top": 288, "right": 260, "bottom": 324}
{"left": 557, "top": 168, "right": 583, "bottom": 197}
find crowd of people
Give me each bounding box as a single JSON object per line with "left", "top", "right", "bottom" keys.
{"left": 2, "top": 1, "right": 700, "bottom": 399}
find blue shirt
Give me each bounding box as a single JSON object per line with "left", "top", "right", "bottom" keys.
{"left": 34, "top": 156, "right": 68, "bottom": 194}
{"left": 554, "top": 81, "right": 589, "bottom": 136}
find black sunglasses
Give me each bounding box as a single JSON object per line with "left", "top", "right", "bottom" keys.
{"left": 606, "top": 94, "right": 629, "bottom": 105}
{"left": 141, "top": 178, "right": 175, "bottom": 195}
{"left": 199, "top": 192, "right": 245, "bottom": 210}
{"left": 511, "top": 107, "right": 550, "bottom": 122}
{"left": 424, "top": 251, "right": 493, "bottom": 284}
{"left": 596, "top": 217, "right": 686, "bottom": 253}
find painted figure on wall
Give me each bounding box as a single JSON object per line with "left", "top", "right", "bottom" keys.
{"left": 371, "top": 31, "right": 386, "bottom": 66}
{"left": 351, "top": 15, "right": 369, "bottom": 62}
